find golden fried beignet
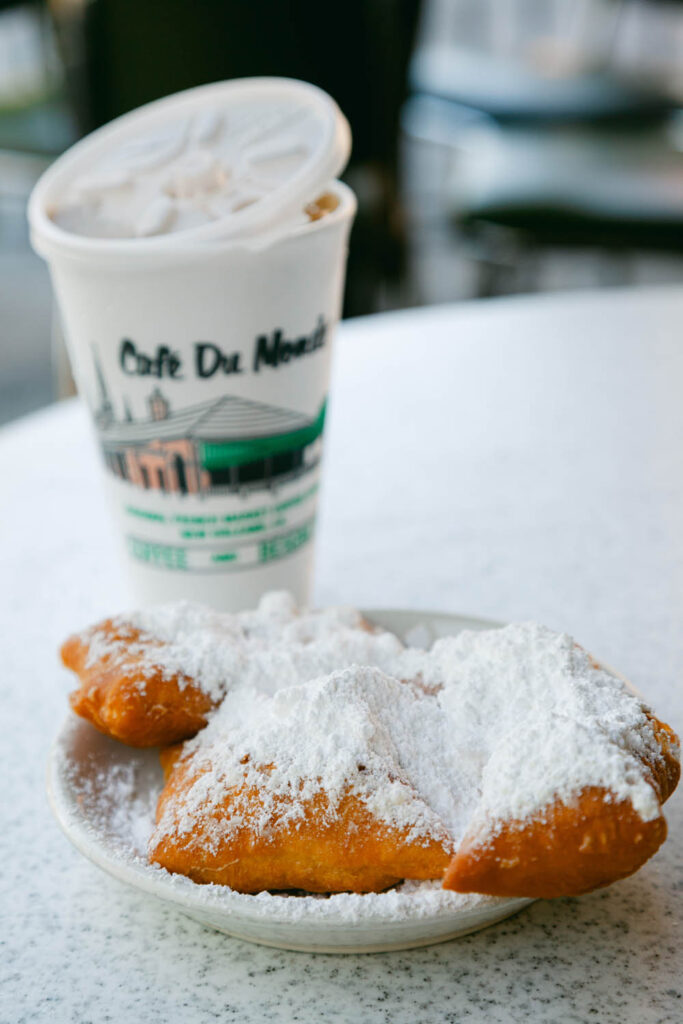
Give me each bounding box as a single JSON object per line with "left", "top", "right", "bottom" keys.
{"left": 62, "top": 622, "right": 216, "bottom": 747}
{"left": 443, "top": 714, "right": 680, "bottom": 899}
{"left": 444, "top": 785, "right": 666, "bottom": 898}
{"left": 61, "top": 596, "right": 405, "bottom": 749}
{"left": 153, "top": 717, "right": 678, "bottom": 898}
{"left": 147, "top": 645, "right": 679, "bottom": 898}
{"left": 150, "top": 753, "right": 452, "bottom": 893}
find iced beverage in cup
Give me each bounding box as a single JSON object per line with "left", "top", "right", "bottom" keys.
{"left": 28, "top": 78, "right": 355, "bottom": 610}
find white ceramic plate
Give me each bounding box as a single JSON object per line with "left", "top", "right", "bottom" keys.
{"left": 47, "top": 608, "right": 534, "bottom": 953}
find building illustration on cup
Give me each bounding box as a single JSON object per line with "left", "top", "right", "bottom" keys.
{"left": 91, "top": 352, "right": 326, "bottom": 498}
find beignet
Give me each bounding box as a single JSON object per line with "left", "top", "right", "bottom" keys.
{"left": 61, "top": 598, "right": 680, "bottom": 899}
{"left": 62, "top": 593, "right": 403, "bottom": 747}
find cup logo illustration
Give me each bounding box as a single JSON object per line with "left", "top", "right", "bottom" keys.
{"left": 86, "top": 342, "right": 328, "bottom": 577}
{"left": 94, "top": 369, "right": 326, "bottom": 498}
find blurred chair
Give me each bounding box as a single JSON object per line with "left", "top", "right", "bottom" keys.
{"left": 411, "top": 0, "right": 674, "bottom": 123}
{"left": 401, "top": 0, "right": 683, "bottom": 303}
{"left": 454, "top": 117, "right": 683, "bottom": 296}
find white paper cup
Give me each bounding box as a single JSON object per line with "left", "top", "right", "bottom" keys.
{"left": 29, "top": 178, "right": 356, "bottom": 609}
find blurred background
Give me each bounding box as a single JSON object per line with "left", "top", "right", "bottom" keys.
{"left": 2, "top": 0, "right": 683, "bottom": 426}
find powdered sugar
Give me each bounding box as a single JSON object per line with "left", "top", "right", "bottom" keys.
{"left": 151, "top": 608, "right": 670, "bottom": 863}
{"left": 148, "top": 872, "right": 500, "bottom": 924}
{"left": 83, "top": 591, "right": 403, "bottom": 703}
{"left": 156, "top": 666, "right": 466, "bottom": 850}
{"left": 409, "top": 622, "right": 665, "bottom": 830}
{"left": 84, "top": 601, "right": 245, "bottom": 700}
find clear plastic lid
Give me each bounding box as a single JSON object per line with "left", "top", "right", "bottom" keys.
{"left": 29, "top": 77, "right": 352, "bottom": 253}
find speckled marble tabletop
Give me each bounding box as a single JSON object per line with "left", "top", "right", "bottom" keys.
{"left": 2, "top": 288, "right": 682, "bottom": 1023}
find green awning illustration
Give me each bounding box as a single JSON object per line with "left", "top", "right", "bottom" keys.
{"left": 100, "top": 392, "right": 327, "bottom": 465}
{"left": 199, "top": 400, "right": 326, "bottom": 469}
